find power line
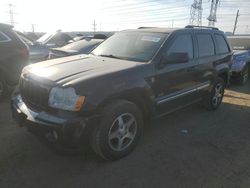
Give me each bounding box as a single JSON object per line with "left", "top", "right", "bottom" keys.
{"left": 207, "top": 0, "right": 220, "bottom": 26}
{"left": 189, "top": 0, "right": 203, "bottom": 26}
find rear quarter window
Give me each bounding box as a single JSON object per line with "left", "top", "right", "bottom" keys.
{"left": 0, "top": 31, "right": 11, "bottom": 42}
{"left": 215, "top": 34, "right": 230, "bottom": 54}
{"left": 197, "top": 34, "right": 215, "bottom": 57}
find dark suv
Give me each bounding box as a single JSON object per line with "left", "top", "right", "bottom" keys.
{"left": 11, "top": 26, "right": 232, "bottom": 160}
{"left": 0, "top": 23, "right": 29, "bottom": 99}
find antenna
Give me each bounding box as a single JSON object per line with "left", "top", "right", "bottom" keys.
{"left": 189, "top": 0, "right": 203, "bottom": 26}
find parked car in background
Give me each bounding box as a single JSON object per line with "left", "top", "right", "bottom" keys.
{"left": 17, "top": 30, "right": 73, "bottom": 63}
{"left": 73, "top": 34, "right": 108, "bottom": 42}
{"left": 37, "top": 30, "right": 73, "bottom": 48}
{"left": 48, "top": 38, "right": 103, "bottom": 59}
{"left": 16, "top": 31, "right": 50, "bottom": 63}
{"left": 11, "top": 26, "right": 232, "bottom": 160}
{"left": 23, "top": 32, "right": 40, "bottom": 41}
{"left": 228, "top": 36, "right": 250, "bottom": 84}
{"left": 0, "top": 23, "right": 29, "bottom": 99}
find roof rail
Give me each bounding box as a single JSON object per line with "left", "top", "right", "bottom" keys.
{"left": 185, "top": 25, "right": 219, "bottom": 30}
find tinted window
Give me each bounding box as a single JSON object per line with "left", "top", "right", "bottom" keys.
{"left": 215, "top": 34, "right": 229, "bottom": 54}
{"left": 0, "top": 31, "right": 10, "bottom": 42}
{"left": 167, "top": 34, "right": 193, "bottom": 59}
{"left": 18, "top": 34, "right": 34, "bottom": 45}
{"left": 197, "top": 34, "right": 215, "bottom": 57}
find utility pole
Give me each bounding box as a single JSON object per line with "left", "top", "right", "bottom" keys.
{"left": 233, "top": 10, "right": 239, "bottom": 35}
{"left": 31, "top": 24, "right": 35, "bottom": 32}
{"left": 189, "top": 0, "right": 203, "bottom": 26}
{"left": 93, "top": 20, "right": 97, "bottom": 34}
{"left": 8, "top": 4, "right": 15, "bottom": 26}
{"left": 207, "top": 0, "right": 219, "bottom": 27}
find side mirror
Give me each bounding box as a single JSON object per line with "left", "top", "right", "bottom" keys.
{"left": 161, "top": 52, "right": 189, "bottom": 65}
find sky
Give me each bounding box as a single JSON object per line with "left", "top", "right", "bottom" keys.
{"left": 0, "top": 0, "right": 249, "bottom": 34}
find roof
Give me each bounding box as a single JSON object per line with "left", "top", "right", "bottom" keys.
{"left": 122, "top": 26, "right": 223, "bottom": 34}
{"left": 123, "top": 27, "right": 179, "bottom": 34}
{"left": 0, "top": 23, "right": 13, "bottom": 29}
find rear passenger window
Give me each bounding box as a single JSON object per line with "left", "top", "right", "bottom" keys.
{"left": 215, "top": 34, "right": 229, "bottom": 54}
{"left": 0, "top": 31, "right": 11, "bottom": 42}
{"left": 167, "top": 34, "right": 194, "bottom": 59}
{"left": 197, "top": 34, "right": 215, "bottom": 57}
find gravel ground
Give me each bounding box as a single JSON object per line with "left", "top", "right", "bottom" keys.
{"left": 0, "top": 82, "right": 250, "bottom": 188}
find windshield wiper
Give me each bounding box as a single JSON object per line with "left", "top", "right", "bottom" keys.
{"left": 99, "top": 54, "right": 122, "bottom": 59}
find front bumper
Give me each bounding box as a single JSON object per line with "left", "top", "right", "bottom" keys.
{"left": 11, "top": 94, "right": 98, "bottom": 147}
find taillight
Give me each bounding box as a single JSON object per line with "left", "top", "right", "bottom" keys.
{"left": 19, "top": 48, "right": 29, "bottom": 59}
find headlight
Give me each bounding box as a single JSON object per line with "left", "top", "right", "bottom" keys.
{"left": 48, "top": 87, "right": 85, "bottom": 111}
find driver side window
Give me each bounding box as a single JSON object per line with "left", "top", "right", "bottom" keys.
{"left": 167, "top": 34, "right": 194, "bottom": 60}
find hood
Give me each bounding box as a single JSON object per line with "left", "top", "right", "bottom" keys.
{"left": 233, "top": 50, "right": 249, "bottom": 55}
{"left": 24, "top": 55, "right": 140, "bottom": 84}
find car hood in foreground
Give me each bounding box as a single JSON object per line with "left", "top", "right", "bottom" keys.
{"left": 24, "top": 55, "right": 141, "bottom": 84}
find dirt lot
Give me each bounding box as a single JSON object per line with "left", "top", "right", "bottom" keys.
{"left": 0, "top": 82, "right": 250, "bottom": 188}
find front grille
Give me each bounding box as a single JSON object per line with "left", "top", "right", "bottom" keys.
{"left": 20, "top": 77, "right": 50, "bottom": 111}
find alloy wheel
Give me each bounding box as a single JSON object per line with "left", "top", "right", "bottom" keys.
{"left": 243, "top": 69, "right": 249, "bottom": 84}
{"left": 108, "top": 113, "right": 137, "bottom": 151}
{"left": 212, "top": 83, "right": 223, "bottom": 107}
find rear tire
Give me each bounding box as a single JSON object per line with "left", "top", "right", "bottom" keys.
{"left": 90, "top": 100, "right": 143, "bottom": 161}
{"left": 204, "top": 77, "right": 225, "bottom": 110}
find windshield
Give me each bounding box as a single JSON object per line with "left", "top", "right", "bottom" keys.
{"left": 62, "top": 39, "right": 102, "bottom": 52}
{"left": 92, "top": 32, "right": 166, "bottom": 62}
{"left": 228, "top": 37, "right": 250, "bottom": 50}
{"left": 37, "top": 31, "right": 56, "bottom": 43}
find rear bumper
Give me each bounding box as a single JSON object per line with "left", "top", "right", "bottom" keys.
{"left": 11, "top": 94, "right": 99, "bottom": 147}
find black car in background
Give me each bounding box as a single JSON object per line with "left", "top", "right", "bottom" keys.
{"left": 0, "top": 23, "right": 29, "bottom": 99}
{"left": 48, "top": 38, "right": 103, "bottom": 59}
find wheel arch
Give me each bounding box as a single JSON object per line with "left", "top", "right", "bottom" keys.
{"left": 96, "top": 88, "right": 154, "bottom": 120}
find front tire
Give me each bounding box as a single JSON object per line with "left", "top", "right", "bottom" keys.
{"left": 91, "top": 100, "right": 143, "bottom": 161}
{"left": 204, "top": 77, "right": 225, "bottom": 110}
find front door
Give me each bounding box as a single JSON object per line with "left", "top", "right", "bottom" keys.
{"left": 153, "top": 33, "right": 199, "bottom": 115}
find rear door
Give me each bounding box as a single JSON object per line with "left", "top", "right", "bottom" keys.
{"left": 195, "top": 31, "right": 231, "bottom": 96}
{"left": 153, "top": 31, "right": 199, "bottom": 115}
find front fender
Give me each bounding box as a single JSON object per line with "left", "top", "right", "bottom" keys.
{"left": 75, "top": 64, "right": 155, "bottom": 113}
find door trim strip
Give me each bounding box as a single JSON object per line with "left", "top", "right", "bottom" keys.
{"left": 156, "top": 82, "right": 210, "bottom": 105}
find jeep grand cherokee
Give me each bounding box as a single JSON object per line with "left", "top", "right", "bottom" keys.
{"left": 11, "top": 26, "right": 232, "bottom": 160}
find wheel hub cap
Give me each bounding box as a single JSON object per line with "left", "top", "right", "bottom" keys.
{"left": 212, "top": 83, "right": 223, "bottom": 106}
{"left": 108, "top": 113, "right": 137, "bottom": 151}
